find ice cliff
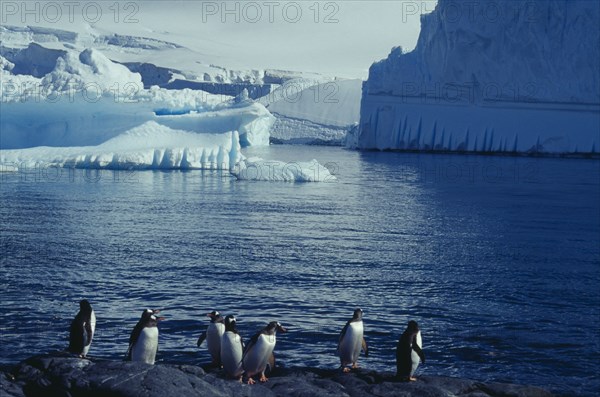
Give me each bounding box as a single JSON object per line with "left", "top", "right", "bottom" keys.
{"left": 350, "top": 0, "right": 600, "bottom": 155}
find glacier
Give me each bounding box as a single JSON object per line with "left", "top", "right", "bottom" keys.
{"left": 349, "top": 0, "right": 600, "bottom": 155}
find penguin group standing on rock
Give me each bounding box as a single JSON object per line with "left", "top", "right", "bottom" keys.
{"left": 197, "top": 312, "right": 287, "bottom": 384}
{"left": 67, "top": 302, "right": 426, "bottom": 384}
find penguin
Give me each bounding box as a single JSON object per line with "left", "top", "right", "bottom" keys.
{"left": 68, "top": 299, "right": 96, "bottom": 358}
{"left": 126, "top": 309, "right": 164, "bottom": 365}
{"left": 197, "top": 310, "right": 225, "bottom": 366}
{"left": 220, "top": 315, "right": 244, "bottom": 380}
{"left": 337, "top": 308, "right": 368, "bottom": 372}
{"left": 242, "top": 321, "right": 287, "bottom": 384}
{"left": 396, "top": 320, "right": 425, "bottom": 381}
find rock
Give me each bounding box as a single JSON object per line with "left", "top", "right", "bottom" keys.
{"left": 0, "top": 371, "right": 26, "bottom": 397}
{"left": 1, "top": 354, "right": 555, "bottom": 397}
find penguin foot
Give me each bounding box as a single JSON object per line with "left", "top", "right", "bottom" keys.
{"left": 247, "top": 378, "right": 256, "bottom": 385}
{"left": 259, "top": 374, "right": 268, "bottom": 383}
{"left": 342, "top": 367, "right": 351, "bottom": 373}
{"left": 409, "top": 377, "right": 417, "bottom": 382}
{"left": 351, "top": 363, "right": 359, "bottom": 369}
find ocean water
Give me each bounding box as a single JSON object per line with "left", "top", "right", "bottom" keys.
{"left": 1, "top": 146, "right": 598, "bottom": 396}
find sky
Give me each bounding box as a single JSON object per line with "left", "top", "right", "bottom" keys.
{"left": 1, "top": 1, "right": 437, "bottom": 78}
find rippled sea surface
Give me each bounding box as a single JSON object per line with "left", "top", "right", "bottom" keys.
{"left": 1, "top": 146, "right": 599, "bottom": 396}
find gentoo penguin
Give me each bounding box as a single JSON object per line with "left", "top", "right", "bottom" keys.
{"left": 68, "top": 299, "right": 96, "bottom": 358}
{"left": 126, "top": 309, "right": 164, "bottom": 365}
{"left": 197, "top": 310, "right": 225, "bottom": 366}
{"left": 220, "top": 315, "right": 244, "bottom": 380}
{"left": 396, "top": 320, "right": 425, "bottom": 381}
{"left": 242, "top": 321, "right": 287, "bottom": 384}
{"left": 337, "top": 308, "right": 368, "bottom": 372}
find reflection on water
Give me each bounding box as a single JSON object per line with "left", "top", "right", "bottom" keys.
{"left": 1, "top": 146, "right": 599, "bottom": 396}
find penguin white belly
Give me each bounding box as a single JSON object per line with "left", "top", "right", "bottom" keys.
{"left": 339, "top": 321, "right": 363, "bottom": 364}
{"left": 207, "top": 323, "right": 225, "bottom": 360}
{"left": 411, "top": 331, "right": 422, "bottom": 375}
{"left": 131, "top": 327, "right": 159, "bottom": 365}
{"left": 221, "top": 332, "right": 244, "bottom": 377}
{"left": 243, "top": 334, "right": 275, "bottom": 376}
{"left": 83, "top": 311, "right": 96, "bottom": 357}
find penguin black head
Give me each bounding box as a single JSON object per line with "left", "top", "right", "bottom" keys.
{"left": 79, "top": 300, "right": 92, "bottom": 313}
{"left": 352, "top": 308, "right": 363, "bottom": 320}
{"left": 140, "top": 309, "right": 163, "bottom": 325}
{"left": 225, "top": 315, "right": 237, "bottom": 331}
{"left": 225, "top": 315, "right": 236, "bottom": 325}
{"left": 407, "top": 320, "right": 419, "bottom": 332}
{"left": 140, "top": 309, "right": 153, "bottom": 319}
{"left": 207, "top": 310, "right": 223, "bottom": 322}
{"left": 266, "top": 321, "right": 287, "bottom": 334}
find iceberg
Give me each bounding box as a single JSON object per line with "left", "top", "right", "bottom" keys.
{"left": 350, "top": 0, "right": 600, "bottom": 155}
{"left": 0, "top": 164, "right": 18, "bottom": 172}
{"left": 261, "top": 79, "right": 362, "bottom": 145}
{"left": 1, "top": 48, "right": 274, "bottom": 150}
{"left": 231, "top": 157, "right": 336, "bottom": 182}
{"left": 0, "top": 121, "right": 242, "bottom": 170}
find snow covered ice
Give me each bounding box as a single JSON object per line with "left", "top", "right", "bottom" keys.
{"left": 0, "top": 122, "right": 242, "bottom": 171}
{"left": 232, "top": 157, "right": 336, "bottom": 182}
{"left": 0, "top": 43, "right": 331, "bottom": 181}
{"left": 1, "top": 48, "right": 274, "bottom": 150}
{"left": 261, "top": 78, "right": 362, "bottom": 145}
{"left": 350, "top": 0, "right": 600, "bottom": 155}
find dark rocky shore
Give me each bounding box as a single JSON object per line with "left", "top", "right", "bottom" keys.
{"left": 1, "top": 353, "right": 554, "bottom": 397}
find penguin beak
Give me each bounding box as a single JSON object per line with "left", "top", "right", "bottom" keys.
{"left": 277, "top": 325, "right": 288, "bottom": 333}
{"left": 157, "top": 316, "right": 166, "bottom": 321}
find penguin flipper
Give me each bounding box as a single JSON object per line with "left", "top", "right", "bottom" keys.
{"left": 362, "top": 337, "right": 369, "bottom": 357}
{"left": 412, "top": 343, "right": 425, "bottom": 363}
{"left": 125, "top": 344, "right": 133, "bottom": 361}
{"left": 197, "top": 331, "right": 207, "bottom": 347}
{"left": 127, "top": 322, "right": 144, "bottom": 360}
{"left": 337, "top": 322, "right": 350, "bottom": 352}
{"left": 242, "top": 332, "right": 260, "bottom": 359}
{"left": 267, "top": 353, "right": 275, "bottom": 373}
{"left": 84, "top": 322, "right": 93, "bottom": 347}
{"left": 68, "top": 318, "right": 84, "bottom": 354}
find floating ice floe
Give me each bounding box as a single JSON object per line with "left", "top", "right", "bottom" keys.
{"left": 0, "top": 121, "right": 242, "bottom": 171}
{"left": 0, "top": 163, "right": 18, "bottom": 172}
{"left": 231, "top": 157, "right": 336, "bottom": 182}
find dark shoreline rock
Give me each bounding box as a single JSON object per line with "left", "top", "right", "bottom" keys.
{"left": 1, "top": 353, "right": 555, "bottom": 397}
